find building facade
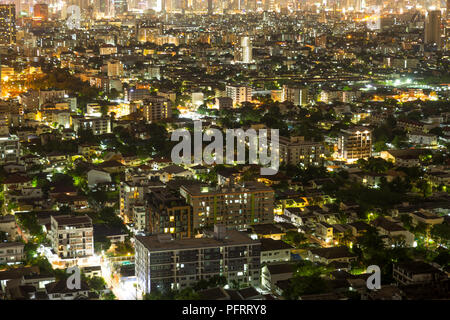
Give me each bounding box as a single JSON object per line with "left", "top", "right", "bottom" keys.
{"left": 179, "top": 182, "right": 275, "bottom": 230}
{"left": 278, "top": 136, "right": 325, "bottom": 167}
{"left": 0, "top": 5, "right": 16, "bottom": 45}
{"left": 50, "top": 215, "right": 94, "bottom": 260}
{"left": 135, "top": 226, "right": 261, "bottom": 294}
{"left": 143, "top": 96, "right": 172, "bottom": 122}
{"left": 226, "top": 85, "right": 252, "bottom": 106}
{"left": 147, "top": 188, "right": 193, "bottom": 239}
{"left": 337, "top": 127, "right": 372, "bottom": 163}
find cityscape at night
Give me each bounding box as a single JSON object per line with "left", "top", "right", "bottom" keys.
{"left": 0, "top": 0, "right": 449, "bottom": 303}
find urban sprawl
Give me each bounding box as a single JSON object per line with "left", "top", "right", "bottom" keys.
{"left": 0, "top": 0, "right": 449, "bottom": 301}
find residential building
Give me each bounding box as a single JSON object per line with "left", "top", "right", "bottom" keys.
{"left": 147, "top": 188, "right": 193, "bottom": 239}
{"left": 71, "top": 116, "right": 111, "bottom": 135}
{"left": 135, "top": 225, "right": 261, "bottom": 294}
{"left": 372, "top": 217, "right": 415, "bottom": 247}
{"left": 307, "top": 246, "right": 357, "bottom": 265}
{"left": 226, "top": 85, "right": 252, "bottom": 106}
{"left": 50, "top": 215, "right": 94, "bottom": 261}
{"left": 260, "top": 238, "right": 292, "bottom": 264}
{"left": 261, "top": 262, "right": 296, "bottom": 292}
{"left": 0, "top": 135, "right": 20, "bottom": 164}
{"left": 278, "top": 136, "right": 325, "bottom": 167}
{"left": 425, "top": 10, "right": 442, "bottom": 49}
{"left": 143, "top": 96, "right": 172, "bottom": 122}
{"left": 393, "top": 261, "right": 447, "bottom": 285}
{"left": 0, "top": 4, "right": 16, "bottom": 45}
{"left": 337, "top": 127, "right": 372, "bottom": 163}
{"left": 179, "top": 182, "right": 274, "bottom": 230}
{"left": 0, "top": 242, "right": 24, "bottom": 264}
{"left": 281, "top": 85, "right": 308, "bottom": 106}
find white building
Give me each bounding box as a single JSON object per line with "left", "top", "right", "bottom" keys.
{"left": 0, "top": 134, "right": 20, "bottom": 164}
{"left": 50, "top": 215, "right": 94, "bottom": 262}
{"left": 226, "top": 85, "right": 252, "bottom": 106}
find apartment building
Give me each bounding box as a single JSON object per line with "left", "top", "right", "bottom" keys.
{"left": 278, "top": 136, "right": 325, "bottom": 167}
{"left": 337, "top": 127, "right": 372, "bottom": 163}
{"left": 179, "top": 181, "right": 274, "bottom": 230}
{"left": 226, "top": 85, "right": 252, "bottom": 106}
{"left": 281, "top": 85, "right": 308, "bottom": 106}
{"left": 0, "top": 242, "right": 25, "bottom": 264}
{"left": 143, "top": 96, "right": 172, "bottom": 123}
{"left": 147, "top": 188, "right": 193, "bottom": 239}
{"left": 50, "top": 215, "right": 94, "bottom": 260}
{"left": 71, "top": 115, "right": 111, "bottom": 135}
{"left": 0, "top": 134, "right": 20, "bottom": 164}
{"left": 119, "top": 179, "right": 163, "bottom": 224}
{"left": 135, "top": 225, "right": 261, "bottom": 294}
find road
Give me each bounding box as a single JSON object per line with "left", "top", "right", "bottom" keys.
{"left": 100, "top": 256, "right": 139, "bottom": 300}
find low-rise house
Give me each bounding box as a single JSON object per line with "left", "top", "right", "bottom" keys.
{"left": 393, "top": 261, "right": 447, "bottom": 285}
{"left": 45, "top": 280, "right": 97, "bottom": 300}
{"left": 409, "top": 210, "right": 445, "bottom": 226}
{"left": 0, "top": 242, "right": 25, "bottom": 265}
{"left": 347, "top": 221, "right": 371, "bottom": 237}
{"left": 0, "top": 215, "right": 18, "bottom": 240}
{"left": 372, "top": 216, "right": 415, "bottom": 247}
{"left": 87, "top": 169, "right": 112, "bottom": 188}
{"left": 81, "top": 266, "right": 102, "bottom": 278}
{"left": 308, "top": 246, "right": 357, "bottom": 265}
{"left": 93, "top": 224, "right": 128, "bottom": 244}
{"left": 251, "top": 224, "right": 286, "bottom": 240}
{"left": 426, "top": 171, "right": 450, "bottom": 186}
{"left": 260, "top": 238, "right": 293, "bottom": 264}
{"left": 283, "top": 207, "right": 306, "bottom": 226}
{"left": 158, "top": 164, "right": 193, "bottom": 183}
{"left": 316, "top": 222, "right": 334, "bottom": 244}
{"left": 3, "top": 174, "right": 32, "bottom": 192}
{"left": 261, "top": 262, "right": 296, "bottom": 292}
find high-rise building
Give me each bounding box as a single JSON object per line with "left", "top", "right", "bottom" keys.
{"left": 278, "top": 136, "right": 325, "bottom": 167}
{"left": 33, "top": 3, "right": 49, "bottom": 21}
{"left": 50, "top": 215, "right": 94, "bottom": 260}
{"left": 114, "top": 0, "right": 128, "bottom": 15}
{"left": 135, "top": 225, "right": 261, "bottom": 294}
{"left": 147, "top": 188, "right": 193, "bottom": 239}
{"left": 281, "top": 85, "right": 308, "bottom": 106}
{"left": 337, "top": 127, "right": 372, "bottom": 163}
{"left": 107, "top": 60, "right": 124, "bottom": 77}
{"left": 179, "top": 181, "right": 274, "bottom": 230}
{"left": 143, "top": 96, "right": 172, "bottom": 122}
{"left": 0, "top": 4, "right": 16, "bottom": 45}
{"left": 226, "top": 85, "right": 252, "bottom": 106}
{"left": 425, "top": 10, "right": 442, "bottom": 49}
{"left": 241, "top": 36, "right": 253, "bottom": 63}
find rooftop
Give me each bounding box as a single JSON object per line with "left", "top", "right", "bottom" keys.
{"left": 136, "top": 230, "right": 259, "bottom": 252}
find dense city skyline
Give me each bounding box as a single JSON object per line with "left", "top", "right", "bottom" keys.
{"left": 0, "top": 0, "right": 448, "bottom": 303}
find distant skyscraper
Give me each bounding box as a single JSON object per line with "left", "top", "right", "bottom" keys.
{"left": 207, "top": 0, "right": 213, "bottom": 14}
{"left": 114, "top": 0, "right": 128, "bottom": 15}
{"left": 425, "top": 10, "right": 442, "bottom": 49}
{"left": 0, "top": 4, "right": 16, "bottom": 46}
{"left": 34, "top": 3, "right": 49, "bottom": 21}
{"left": 241, "top": 36, "right": 253, "bottom": 63}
